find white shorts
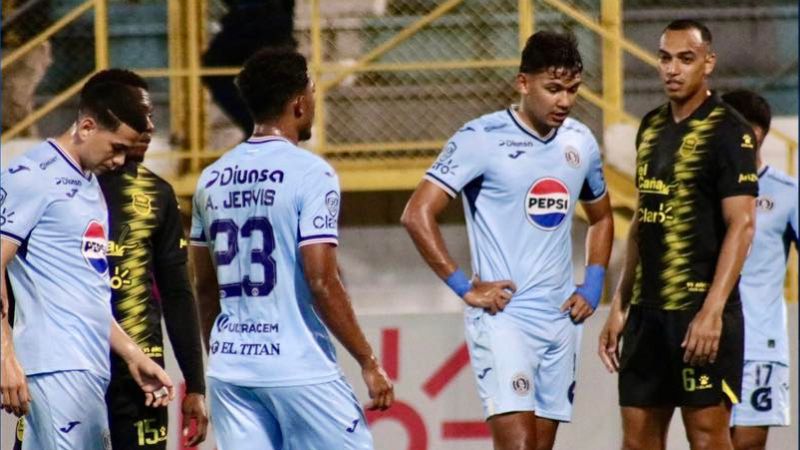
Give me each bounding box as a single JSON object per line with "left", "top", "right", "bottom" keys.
{"left": 22, "top": 370, "right": 110, "bottom": 450}
{"left": 464, "top": 309, "right": 582, "bottom": 421}
{"left": 731, "top": 361, "right": 790, "bottom": 427}
{"left": 208, "top": 376, "right": 373, "bottom": 450}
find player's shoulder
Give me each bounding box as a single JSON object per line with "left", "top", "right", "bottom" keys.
{"left": 714, "top": 97, "right": 753, "bottom": 134}
{"left": 763, "top": 166, "right": 797, "bottom": 190}
{"left": 559, "top": 117, "right": 596, "bottom": 140}
{"left": 3, "top": 141, "right": 64, "bottom": 190}
{"left": 138, "top": 164, "right": 177, "bottom": 193}
{"left": 641, "top": 103, "right": 669, "bottom": 126}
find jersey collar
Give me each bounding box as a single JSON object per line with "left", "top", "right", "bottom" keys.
{"left": 758, "top": 165, "right": 769, "bottom": 178}
{"left": 47, "top": 139, "right": 93, "bottom": 181}
{"left": 507, "top": 106, "right": 558, "bottom": 144}
{"left": 245, "top": 135, "right": 293, "bottom": 145}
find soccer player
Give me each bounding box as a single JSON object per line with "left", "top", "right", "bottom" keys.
{"left": 189, "top": 48, "right": 394, "bottom": 449}
{"left": 598, "top": 20, "right": 759, "bottom": 450}
{"left": 722, "top": 90, "right": 797, "bottom": 450}
{"left": 402, "top": 31, "right": 613, "bottom": 450}
{"left": 1, "top": 80, "right": 175, "bottom": 449}
{"left": 87, "top": 70, "right": 208, "bottom": 449}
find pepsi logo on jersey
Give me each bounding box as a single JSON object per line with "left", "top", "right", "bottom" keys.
{"left": 525, "top": 178, "right": 570, "bottom": 230}
{"left": 82, "top": 220, "right": 108, "bottom": 274}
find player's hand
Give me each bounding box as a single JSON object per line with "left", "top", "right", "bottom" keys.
{"left": 561, "top": 292, "right": 595, "bottom": 323}
{"left": 361, "top": 356, "right": 394, "bottom": 411}
{"left": 463, "top": 276, "right": 516, "bottom": 315}
{"left": 127, "top": 355, "right": 175, "bottom": 408}
{"left": 1, "top": 352, "right": 30, "bottom": 417}
{"left": 181, "top": 393, "right": 208, "bottom": 447}
{"left": 682, "top": 305, "right": 723, "bottom": 366}
{"left": 598, "top": 304, "right": 626, "bottom": 373}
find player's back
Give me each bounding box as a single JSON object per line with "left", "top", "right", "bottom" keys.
{"left": 1, "top": 139, "right": 113, "bottom": 380}
{"left": 191, "top": 136, "right": 342, "bottom": 387}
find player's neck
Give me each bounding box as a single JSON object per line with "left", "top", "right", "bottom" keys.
{"left": 515, "top": 106, "right": 555, "bottom": 138}
{"left": 669, "top": 87, "right": 711, "bottom": 123}
{"left": 251, "top": 122, "right": 298, "bottom": 144}
{"left": 54, "top": 130, "right": 89, "bottom": 172}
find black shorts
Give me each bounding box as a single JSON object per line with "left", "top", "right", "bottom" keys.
{"left": 619, "top": 304, "right": 744, "bottom": 408}
{"left": 106, "top": 376, "right": 169, "bottom": 450}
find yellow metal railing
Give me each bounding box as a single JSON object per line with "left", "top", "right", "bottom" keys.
{"left": 1, "top": 0, "right": 796, "bottom": 301}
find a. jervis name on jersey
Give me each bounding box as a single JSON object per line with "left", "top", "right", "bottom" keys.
{"left": 203, "top": 189, "right": 277, "bottom": 210}
{"left": 205, "top": 165, "right": 285, "bottom": 188}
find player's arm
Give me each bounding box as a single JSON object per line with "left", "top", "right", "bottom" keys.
{"left": 682, "top": 194, "right": 755, "bottom": 366}
{"left": 563, "top": 192, "right": 614, "bottom": 323}
{"left": 683, "top": 124, "right": 759, "bottom": 366}
{"left": 109, "top": 320, "right": 175, "bottom": 407}
{"left": 189, "top": 245, "right": 220, "bottom": 353}
{"left": 0, "top": 240, "right": 30, "bottom": 417}
{"left": 401, "top": 180, "right": 515, "bottom": 314}
{"left": 153, "top": 190, "right": 207, "bottom": 446}
{"left": 300, "top": 243, "right": 394, "bottom": 411}
{"left": 598, "top": 207, "right": 639, "bottom": 373}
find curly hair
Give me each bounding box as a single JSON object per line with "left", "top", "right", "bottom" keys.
{"left": 235, "top": 47, "right": 310, "bottom": 123}
{"left": 519, "top": 31, "right": 583, "bottom": 76}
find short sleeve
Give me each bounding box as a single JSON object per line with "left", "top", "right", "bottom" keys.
{"left": 423, "top": 125, "right": 487, "bottom": 197}
{"left": 189, "top": 186, "right": 208, "bottom": 247}
{"left": 715, "top": 122, "right": 759, "bottom": 198}
{"left": 0, "top": 166, "right": 50, "bottom": 245}
{"left": 297, "top": 160, "right": 340, "bottom": 247}
{"left": 579, "top": 135, "right": 608, "bottom": 202}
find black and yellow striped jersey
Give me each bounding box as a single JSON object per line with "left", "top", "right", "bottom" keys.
{"left": 632, "top": 93, "right": 759, "bottom": 311}
{"left": 100, "top": 162, "right": 191, "bottom": 378}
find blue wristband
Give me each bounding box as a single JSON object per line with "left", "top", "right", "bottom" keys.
{"left": 445, "top": 269, "right": 472, "bottom": 298}
{"left": 576, "top": 265, "right": 605, "bottom": 309}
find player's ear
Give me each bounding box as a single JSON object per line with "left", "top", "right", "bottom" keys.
{"left": 76, "top": 115, "right": 99, "bottom": 140}
{"left": 515, "top": 73, "right": 530, "bottom": 95}
{"left": 703, "top": 50, "right": 716, "bottom": 77}
{"left": 292, "top": 95, "right": 305, "bottom": 119}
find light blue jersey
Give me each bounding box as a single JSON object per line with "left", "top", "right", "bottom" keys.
{"left": 739, "top": 166, "right": 798, "bottom": 364}
{"left": 191, "top": 136, "right": 342, "bottom": 387}
{"left": 0, "top": 139, "right": 112, "bottom": 380}
{"left": 425, "top": 108, "right": 607, "bottom": 316}
{"left": 0, "top": 140, "right": 113, "bottom": 379}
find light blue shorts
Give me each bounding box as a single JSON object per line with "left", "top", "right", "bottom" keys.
{"left": 731, "top": 361, "right": 790, "bottom": 427}
{"left": 465, "top": 309, "right": 582, "bottom": 421}
{"left": 22, "top": 370, "right": 110, "bottom": 450}
{"left": 208, "top": 376, "right": 373, "bottom": 450}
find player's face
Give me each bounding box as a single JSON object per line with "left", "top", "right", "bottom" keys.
{"left": 126, "top": 88, "right": 155, "bottom": 163}
{"left": 516, "top": 67, "right": 581, "bottom": 134}
{"left": 297, "top": 79, "right": 315, "bottom": 142}
{"left": 658, "top": 29, "right": 716, "bottom": 102}
{"left": 80, "top": 119, "right": 139, "bottom": 173}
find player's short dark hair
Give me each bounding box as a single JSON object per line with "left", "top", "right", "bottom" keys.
{"left": 519, "top": 31, "right": 583, "bottom": 75}
{"left": 722, "top": 89, "right": 772, "bottom": 133}
{"left": 235, "top": 47, "right": 310, "bottom": 122}
{"left": 664, "top": 19, "right": 712, "bottom": 45}
{"left": 82, "top": 68, "right": 149, "bottom": 93}
{"left": 78, "top": 81, "right": 150, "bottom": 133}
